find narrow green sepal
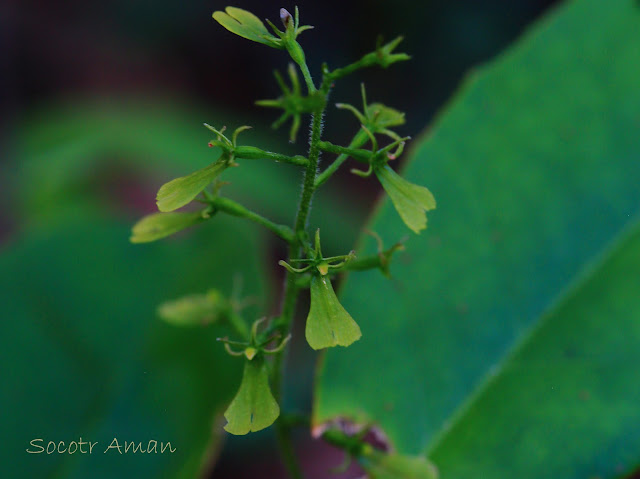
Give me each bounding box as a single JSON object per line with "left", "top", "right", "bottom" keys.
{"left": 130, "top": 211, "right": 205, "bottom": 243}
{"left": 223, "top": 357, "right": 280, "bottom": 435}
{"left": 360, "top": 446, "right": 439, "bottom": 479}
{"left": 278, "top": 259, "right": 313, "bottom": 274}
{"left": 351, "top": 164, "right": 374, "bottom": 178}
{"left": 257, "top": 64, "right": 324, "bottom": 142}
{"left": 156, "top": 160, "right": 229, "bottom": 212}
{"left": 213, "top": 7, "right": 282, "bottom": 48}
{"left": 337, "top": 84, "right": 405, "bottom": 134}
{"left": 336, "top": 102, "right": 367, "bottom": 124}
{"left": 375, "top": 36, "right": 411, "bottom": 68}
{"left": 157, "top": 289, "right": 227, "bottom": 326}
{"left": 262, "top": 334, "right": 291, "bottom": 354}
{"left": 306, "top": 275, "right": 362, "bottom": 350}
{"left": 376, "top": 165, "right": 436, "bottom": 234}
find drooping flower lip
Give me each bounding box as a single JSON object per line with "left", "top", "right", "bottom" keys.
{"left": 306, "top": 274, "right": 362, "bottom": 350}
{"left": 375, "top": 165, "right": 436, "bottom": 234}
{"left": 213, "top": 7, "right": 282, "bottom": 48}
{"left": 223, "top": 357, "right": 280, "bottom": 435}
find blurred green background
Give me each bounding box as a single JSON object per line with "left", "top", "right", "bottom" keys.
{"left": 12, "top": 0, "right": 640, "bottom": 478}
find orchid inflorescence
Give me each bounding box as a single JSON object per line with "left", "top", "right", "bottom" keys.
{"left": 130, "top": 5, "right": 435, "bottom": 477}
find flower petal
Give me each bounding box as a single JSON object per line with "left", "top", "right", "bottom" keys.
{"left": 224, "top": 358, "right": 280, "bottom": 435}
{"left": 376, "top": 165, "right": 436, "bottom": 234}
{"left": 130, "top": 211, "right": 204, "bottom": 243}
{"left": 306, "top": 275, "right": 362, "bottom": 350}
{"left": 156, "top": 160, "right": 227, "bottom": 212}
{"left": 213, "top": 7, "right": 280, "bottom": 47}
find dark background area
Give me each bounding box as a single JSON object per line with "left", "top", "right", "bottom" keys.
{"left": 1, "top": 1, "right": 560, "bottom": 477}
{"left": 2, "top": 0, "right": 558, "bottom": 228}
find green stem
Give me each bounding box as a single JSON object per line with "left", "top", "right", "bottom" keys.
{"left": 235, "top": 147, "right": 309, "bottom": 167}
{"left": 297, "top": 60, "right": 316, "bottom": 94}
{"left": 268, "top": 57, "right": 330, "bottom": 479}
{"left": 327, "top": 37, "right": 410, "bottom": 81}
{"left": 211, "top": 197, "right": 295, "bottom": 243}
{"left": 339, "top": 254, "right": 387, "bottom": 272}
{"left": 317, "top": 140, "right": 371, "bottom": 162}
{"left": 276, "top": 424, "right": 302, "bottom": 479}
{"left": 315, "top": 129, "right": 371, "bottom": 188}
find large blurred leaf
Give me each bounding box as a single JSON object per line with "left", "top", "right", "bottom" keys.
{"left": 0, "top": 209, "right": 267, "bottom": 478}
{"left": 11, "top": 98, "right": 363, "bottom": 251}
{"left": 428, "top": 221, "right": 640, "bottom": 478}
{"left": 314, "top": 0, "right": 640, "bottom": 476}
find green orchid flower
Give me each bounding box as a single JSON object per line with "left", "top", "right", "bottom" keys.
{"left": 279, "top": 230, "right": 362, "bottom": 349}
{"left": 223, "top": 356, "right": 280, "bottom": 435}
{"left": 376, "top": 165, "right": 436, "bottom": 234}
{"left": 155, "top": 124, "right": 248, "bottom": 212}
{"left": 306, "top": 272, "right": 362, "bottom": 350}
{"left": 256, "top": 63, "right": 325, "bottom": 142}
{"left": 219, "top": 318, "right": 291, "bottom": 434}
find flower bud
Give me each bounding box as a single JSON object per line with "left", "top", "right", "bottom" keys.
{"left": 280, "top": 8, "right": 293, "bottom": 29}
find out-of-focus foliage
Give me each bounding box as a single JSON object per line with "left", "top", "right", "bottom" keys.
{"left": 315, "top": 0, "right": 640, "bottom": 477}
{"left": 3, "top": 85, "right": 365, "bottom": 477}
{"left": 0, "top": 211, "right": 267, "bottom": 478}
{"left": 11, "top": 99, "right": 363, "bottom": 251}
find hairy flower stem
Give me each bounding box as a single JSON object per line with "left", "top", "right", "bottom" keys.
{"left": 268, "top": 66, "right": 330, "bottom": 478}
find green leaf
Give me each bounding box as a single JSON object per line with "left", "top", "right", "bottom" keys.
{"left": 212, "top": 7, "right": 280, "bottom": 47}
{"left": 157, "top": 289, "right": 227, "bottom": 326}
{"left": 156, "top": 160, "right": 227, "bottom": 212}
{"left": 360, "top": 447, "right": 439, "bottom": 479}
{"left": 130, "top": 211, "right": 205, "bottom": 243}
{"left": 315, "top": 0, "right": 640, "bottom": 477}
{"left": 306, "top": 275, "right": 362, "bottom": 350}
{"left": 375, "top": 165, "right": 436, "bottom": 234}
{"left": 223, "top": 357, "right": 280, "bottom": 435}
{"left": 428, "top": 222, "right": 640, "bottom": 478}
